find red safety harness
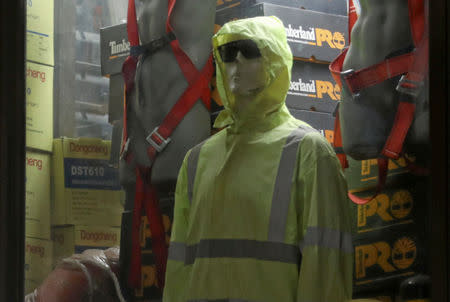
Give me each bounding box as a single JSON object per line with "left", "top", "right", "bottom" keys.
{"left": 329, "top": 0, "right": 429, "bottom": 204}
{"left": 121, "top": 0, "right": 213, "bottom": 289}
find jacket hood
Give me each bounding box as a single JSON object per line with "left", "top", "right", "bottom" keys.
{"left": 212, "top": 16, "right": 294, "bottom": 131}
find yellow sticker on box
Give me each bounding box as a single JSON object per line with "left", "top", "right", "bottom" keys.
{"left": 26, "top": 0, "right": 54, "bottom": 65}
{"left": 26, "top": 62, "right": 54, "bottom": 152}
{"left": 52, "top": 225, "right": 121, "bottom": 264}
{"left": 24, "top": 237, "right": 53, "bottom": 283}
{"left": 52, "top": 137, "right": 123, "bottom": 226}
{"left": 26, "top": 150, "right": 51, "bottom": 239}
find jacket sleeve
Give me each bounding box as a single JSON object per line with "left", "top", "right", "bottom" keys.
{"left": 163, "top": 152, "right": 191, "bottom": 302}
{"left": 295, "top": 132, "right": 353, "bottom": 302}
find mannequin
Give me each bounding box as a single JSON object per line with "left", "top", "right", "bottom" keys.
{"left": 120, "top": 0, "right": 216, "bottom": 189}
{"left": 163, "top": 17, "right": 352, "bottom": 302}
{"left": 118, "top": 1, "right": 216, "bottom": 300}
{"left": 340, "top": 0, "right": 429, "bottom": 160}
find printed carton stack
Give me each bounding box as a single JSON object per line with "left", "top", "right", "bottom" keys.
{"left": 350, "top": 176, "right": 428, "bottom": 300}
{"left": 51, "top": 137, "right": 123, "bottom": 267}
{"left": 214, "top": 0, "right": 348, "bottom": 145}
{"left": 24, "top": 0, "right": 55, "bottom": 294}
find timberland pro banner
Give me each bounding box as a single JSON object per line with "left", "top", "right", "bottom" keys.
{"left": 353, "top": 225, "right": 426, "bottom": 293}
{"left": 287, "top": 60, "right": 340, "bottom": 113}
{"left": 247, "top": 3, "right": 348, "bottom": 62}
{"left": 351, "top": 181, "right": 427, "bottom": 240}
{"left": 100, "top": 23, "right": 130, "bottom": 76}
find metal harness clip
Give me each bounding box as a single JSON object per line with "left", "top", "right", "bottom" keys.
{"left": 146, "top": 127, "right": 171, "bottom": 153}
{"left": 396, "top": 75, "right": 424, "bottom": 99}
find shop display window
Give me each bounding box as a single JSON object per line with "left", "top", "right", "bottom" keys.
{"left": 6, "top": 0, "right": 443, "bottom": 301}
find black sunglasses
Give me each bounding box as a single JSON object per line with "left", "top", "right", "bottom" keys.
{"left": 218, "top": 39, "right": 262, "bottom": 63}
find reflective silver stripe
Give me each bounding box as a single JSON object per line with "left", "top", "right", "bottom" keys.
{"left": 168, "top": 239, "right": 300, "bottom": 265}
{"left": 268, "top": 126, "right": 312, "bottom": 242}
{"left": 168, "top": 241, "right": 186, "bottom": 262}
{"left": 187, "top": 142, "right": 205, "bottom": 205}
{"left": 299, "top": 226, "right": 353, "bottom": 254}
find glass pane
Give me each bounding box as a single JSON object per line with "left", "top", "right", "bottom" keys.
{"left": 25, "top": 0, "right": 127, "bottom": 297}
{"left": 24, "top": 0, "right": 431, "bottom": 301}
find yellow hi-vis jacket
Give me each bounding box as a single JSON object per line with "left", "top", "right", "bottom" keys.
{"left": 163, "top": 16, "right": 353, "bottom": 302}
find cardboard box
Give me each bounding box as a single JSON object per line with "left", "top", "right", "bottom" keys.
{"left": 345, "top": 156, "right": 414, "bottom": 192}
{"left": 26, "top": 150, "right": 52, "bottom": 240}
{"left": 351, "top": 180, "right": 428, "bottom": 240}
{"left": 216, "top": 0, "right": 303, "bottom": 11}
{"left": 216, "top": 3, "right": 348, "bottom": 62}
{"left": 287, "top": 60, "right": 340, "bottom": 113}
{"left": 52, "top": 225, "right": 121, "bottom": 265}
{"left": 100, "top": 23, "right": 130, "bottom": 76}
{"left": 26, "top": 0, "right": 54, "bottom": 65}
{"left": 289, "top": 109, "right": 335, "bottom": 144}
{"left": 296, "top": 0, "right": 348, "bottom": 16}
{"left": 26, "top": 62, "right": 54, "bottom": 152}
{"left": 353, "top": 225, "right": 426, "bottom": 293}
{"left": 24, "top": 237, "right": 53, "bottom": 294}
{"left": 52, "top": 137, "right": 123, "bottom": 226}
{"left": 108, "top": 73, "right": 125, "bottom": 123}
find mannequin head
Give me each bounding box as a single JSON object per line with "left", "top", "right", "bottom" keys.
{"left": 219, "top": 39, "right": 267, "bottom": 112}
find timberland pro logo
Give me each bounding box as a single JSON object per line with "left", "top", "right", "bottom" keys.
{"left": 361, "top": 155, "right": 415, "bottom": 176}
{"left": 355, "top": 237, "right": 417, "bottom": 279}
{"left": 25, "top": 156, "right": 43, "bottom": 170}
{"left": 140, "top": 215, "right": 172, "bottom": 247}
{"left": 26, "top": 67, "right": 46, "bottom": 83}
{"left": 285, "top": 24, "right": 346, "bottom": 50}
{"left": 109, "top": 39, "right": 130, "bottom": 59}
{"left": 357, "top": 190, "right": 414, "bottom": 227}
{"left": 26, "top": 243, "right": 46, "bottom": 258}
{"left": 80, "top": 230, "right": 118, "bottom": 243}
{"left": 69, "top": 142, "right": 108, "bottom": 155}
{"left": 289, "top": 78, "right": 341, "bottom": 100}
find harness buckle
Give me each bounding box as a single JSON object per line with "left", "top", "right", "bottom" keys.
{"left": 146, "top": 127, "right": 171, "bottom": 153}
{"left": 340, "top": 69, "right": 354, "bottom": 87}
{"left": 396, "top": 75, "right": 424, "bottom": 99}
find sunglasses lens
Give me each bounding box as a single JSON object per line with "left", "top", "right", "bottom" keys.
{"left": 219, "top": 45, "right": 239, "bottom": 63}
{"left": 218, "top": 40, "right": 261, "bottom": 62}
{"left": 239, "top": 40, "right": 261, "bottom": 59}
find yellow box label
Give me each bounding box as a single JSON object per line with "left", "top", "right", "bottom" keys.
{"left": 52, "top": 138, "right": 123, "bottom": 226}
{"left": 26, "top": 151, "right": 51, "bottom": 239}
{"left": 26, "top": 62, "right": 53, "bottom": 152}
{"left": 52, "top": 225, "right": 121, "bottom": 264}
{"left": 26, "top": 0, "right": 54, "bottom": 65}
{"left": 24, "top": 237, "right": 53, "bottom": 282}
{"left": 74, "top": 225, "right": 121, "bottom": 247}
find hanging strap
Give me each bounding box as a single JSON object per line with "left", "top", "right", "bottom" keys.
{"left": 128, "top": 168, "right": 167, "bottom": 289}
